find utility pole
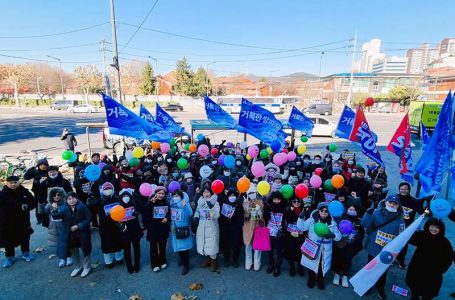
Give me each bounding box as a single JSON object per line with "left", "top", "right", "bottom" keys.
{"left": 206, "top": 61, "right": 216, "bottom": 96}
{"left": 100, "top": 39, "right": 111, "bottom": 96}
{"left": 347, "top": 30, "right": 357, "bottom": 106}
{"left": 109, "top": 0, "right": 122, "bottom": 103}
{"left": 46, "top": 55, "right": 65, "bottom": 99}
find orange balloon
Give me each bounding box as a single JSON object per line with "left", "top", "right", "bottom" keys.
{"left": 110, "top": 205, "right": 126, "bottom": 222}
{"left": 152, "top": 141, "right": 161, "bottom": 150}
{"left": 331, "top": 174, "right": 345, "bottom": 189}
{"left": 237, "top": 176, "right": 251, "bottom": 194}
{"left": 188, "top": 144, "right": 197, "bottom": 153}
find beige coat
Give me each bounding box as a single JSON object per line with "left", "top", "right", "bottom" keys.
{"left": 194, "top": 195, "right": 220, "bottom": 256}
{"left": 242, "top": 198, "right": 264, "bottom": 245}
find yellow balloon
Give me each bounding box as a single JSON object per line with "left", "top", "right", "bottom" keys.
{"left": 257, "top": 181, "right": 271, "bottom": 196}
{"left": 297, "top": 144, "right": 307, "bottom": 155}
{"left": 246, "top": 154, "right": 251, "bottom": 160}
{"left": 78, "top": 154, "right": 86, "bottom": 163}
{"left": 132, "top": 147, "right": 144, "bottom": 158}
{"left": 267, "top": 147, "right": 273, "bottom": 154}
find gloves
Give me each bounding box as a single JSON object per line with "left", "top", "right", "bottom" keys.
{"left": 366, "top": 207, "right": 375, "bottom": 215}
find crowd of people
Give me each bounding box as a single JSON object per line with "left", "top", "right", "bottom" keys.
{"left": 0, "top": 136, "right": 453, "bottom": 300}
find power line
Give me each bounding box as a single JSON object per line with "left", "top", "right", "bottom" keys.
{"left": 119, "top": 0, "right": 160, "bottom": 53}
{"left": 0, "top": 53, "right": 101, "bottom": 64}
{"left": 0, "top": 22, "right": 109, "bottom": 39}
{"left": 0, "top": 42, "right": 100, "bottom": 52}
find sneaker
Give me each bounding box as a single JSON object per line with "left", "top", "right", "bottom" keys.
{"left": 80, "top": 268, "right": 91, "bottom": 278}
{"left": 66, "top": 257, "right": 73, "bottom": 266}
{"left": 332, "top": 273, "right": 340, "bottom": 286}
{"left": 153, "top": 267, "right": 160, "bottom": 272}
{"left": 2, "top": 257, "right": 15, "bottom": 268}
{"left": 21, "top": 252, "right": 34, "bottom": 262}
{"left": 160, "top": 263, "right": 167, "bottom": 269}
{"left": 253, "top": 263, "right": 261, "bottom": 271}
{"left": 245, "top": 262, "right": 252, "bottom": 270}
{"left": 71, "top": 268, "right": 82, "bottom": 277}
{"left": 58, "top": 259, "right": 66, "bottom": 268}
{"left": 341, "top": 276, "right": 349, "bottom": 288}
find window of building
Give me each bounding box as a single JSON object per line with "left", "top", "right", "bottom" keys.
{"left": 372, "top": 81, "right": 379, "bottom": 91}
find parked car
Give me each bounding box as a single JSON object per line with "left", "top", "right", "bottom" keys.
{"left": 284, "top": 115, "right": 337, "bottom": 138}
{"left": 163, "top": 104, "right": 183, "bottom": 112}
{"left": 50, "top": 100, "right": 79, "bottom": 110}
{"left": 302, "top": 103, "right": 332, "bottom": 115}
{"left": 67, "top": 104, "right": 98, "bottom": 113}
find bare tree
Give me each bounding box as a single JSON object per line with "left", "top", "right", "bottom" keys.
{"left": 0, "top": 64, "right": 32, "bottom": 107}
{"left": 121, "top": 61, "right": 145, "bottom": 96}
{"left": 73, "top": 65, "right": 102, "bottom": 104}
{"left": 27, "top": 63, "right": 63, "bottom": 99}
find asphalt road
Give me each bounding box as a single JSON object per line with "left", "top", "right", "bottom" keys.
{"left": 0, "top": 106, "right": 453, "bottom": 300}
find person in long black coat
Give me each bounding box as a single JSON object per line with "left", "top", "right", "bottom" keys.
{"left": 218, "top": 189, "right": 244, "bottom": 268}
{"left": 73, "top": 165, "right": 100, "bottom": 228}
{"left": 284, "top": 197, "right": 305, "bottom": 277}
{"left": 406, "top": 218, "right": 453, "bottom": 300}
{"left": 0, "top": 176, "right": 35, "bottom": 268}
{"left": 23, "top": 158, "right": 49, "bottom": 225}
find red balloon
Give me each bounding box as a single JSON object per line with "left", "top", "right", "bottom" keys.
{"left": 211, "top": 179, "right": 225, "bottom": 195}
{"left": 315, "top": 168, "right": 323, "bottom": 176}
{"left": 210, "top": 148, "right": 219, "bottom": 156}
{"left": 281, "top": 149, "right": 289, "bottom": 154}
{"left": 365, "top": 97, "right": 375, "bottom": 107}
{"left": 295, "top": 183, "right": 309, "bottom": 199}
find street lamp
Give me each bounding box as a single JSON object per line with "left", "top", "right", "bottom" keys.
{"left": 206, "top": 61, "right": 216, "bottom": 96}
{"left": 148, "top": 56, "right": 159, "bottom": 102}
{"left": 46, "top": 55, "right": 65, "bottom": 99}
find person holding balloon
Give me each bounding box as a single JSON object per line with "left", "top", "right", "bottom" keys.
{"left": 117, "top": 158, "right": 142, "bottom": 191}
{"left": 297, "top": 202, "right": 342, "bottom": 290}
{"left": 242, "top": 185, "right": 264, "bottom": 271}
{"left": 346, "top": 167, "right": 373, "bottom": 214}
{"left": 73, "top": 165, "right": 100, "bottom": 229}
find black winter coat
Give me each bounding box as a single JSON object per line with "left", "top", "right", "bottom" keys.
{"left": 98, "top": 195, "right": 123, "bottom": 253}
{"left": 143, "top": 199, "right": 170, "bottom": 242}
{"left": 218, "top": 196, "right": 244, "bottom": 249}
{"left": 24, "top": 167, "right": 48, "bottom": 204}
{"left": 118, "top": 199, "right": 144, "bottom": 243}
{"left": 41, "top": 173, "right": 73, "bottom": 195}
{"left": 283, "top": 207, "right": 305, "bottom": 261}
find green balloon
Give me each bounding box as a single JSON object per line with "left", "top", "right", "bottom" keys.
{"left": 279, "top": 184, "right": 294, "bottom": 199}
{"left": 184, "top": 143, "right": 190, "bottom": 151}
{"left": 170, "top": 139, "right": 176, "bottom": 147}
{"left": 260, "top": 149, "right": 269, "bottom": 159}
{"left": 329, "top": 143, "right": 337, "bottom": 152}
{"left": 129, "top": 157, "right": 140, "bottom": 168}
{"left": 177, "top": 158, "right": 188, "bottom": 170}
{"left": 324, "top": 179, "right": 335, "bottom": 192}
{"left": 300, "top": 136, "right": 309, "bottom": 143}
{"left": 314, "top": 221, "right": 330, "bottom": 237}
{"left": 169, "top": 146, "right": 177, "bottom": 156}
{"left": 62, "top": 150, "right": 73, "bottom": 160}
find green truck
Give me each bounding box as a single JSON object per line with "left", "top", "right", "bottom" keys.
{"left": 409, "top": 101, "right": 443, "bottom": 135}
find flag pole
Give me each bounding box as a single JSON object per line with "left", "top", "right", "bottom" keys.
{"left": 445, "top": 91, "right": 454, "bottom": 202}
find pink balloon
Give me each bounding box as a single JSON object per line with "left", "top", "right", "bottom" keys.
{"left": 251, "top": 161, "right": 265, "bottom": 177}
{"left": 273, "top": 153, "right": 287, "bottom": 166}
{"left": 198, "top": 144, "right": 209, "bottom": 157}
{"left": 139, "top": 183, "right": 153, "bottom": 197}
{"left": 310, "top": 175, "right": 322, "bottom": 188}
{"left": 247, "top": 145, "right": 259, "bottom": 158}
{"left": 287, "top": 151, "right": 297, "bottom": 162}
{"left": 160, "top": 142, "right": 170, "bottom": 154}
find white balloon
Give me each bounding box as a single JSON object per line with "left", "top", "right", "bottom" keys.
{"left": 240, "top": 141, "right": 248, "bottom": 150}
{"left": 125, "top": 149, "right": 133, "bottom": 160}
{"left": 199, "top": 165, "right": 212, "bottom": 178}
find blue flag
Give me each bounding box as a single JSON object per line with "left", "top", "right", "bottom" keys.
{"left": 204, "top": 96, "right": 237, "bottom": 129}
{"left": 288, "top": 106, "right": 314, "bottom": 137}
{"left": 237, "top": 98, "right": 287, "bottom": 146}
{"left": 336, "top": 105, "right": 355, "bottom": 139}
{"left": 420, "top": 121, "right": 430, "bottom": 151}
{"left": 139, "top": 105, "right": 164, "bottom": 131}
{"left": 155, "top": 103, "right": 185, "bottom": 135}
{"left": 415, "top": 91, "right": 454, "bottom": 197}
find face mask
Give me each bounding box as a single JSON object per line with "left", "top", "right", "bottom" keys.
{"left": 303, "top": 198, "right": 312, "bottom": 207}
{"left": 103, "top": 170, "right": 111, "bottom": 175}
{"left": 145, "top": 159, "right": 152, "bottom": 163}
{"left": 228, "top": 196, "right": 236, "bottom": 203}
{"left": 325, "top": 158, "right": 331, "bottom": 162}
{"left": 172, "top": 196, "right": 181, "bottom": 202}
{"left": 103, "top": 189, "right": 114, "bottom": 197}
{"left": 348, "top": 160, "right": 354, "bottom": 165}
{"left": 167, "top": 158, "right": 172, "bottom": 163}
{"left": 157, "top": 157, "right": 163, "bottom": 162}
{"left": 314, "top": 159, "right": 321, "bottom": 164}
{"left": 296, "top": 161, "right": 302, "bottom": 166}
{"left": 224, "top": 171, "right": 230, "bottom": 176}
{"left": 122, "top": 196, "right": 130, "bottom": 204}
{"left": 172, "top": 172, "right": 178, "bottom": 178}
{"left": 385, "top": 205, "right": 397, "bottom": 213}
{"left": 186, "top": 179, "right": 193, "bottom": 184}
{"left": 212, "top": 160, "right": 217, "bottom": 165}
{"left": 272, "top": 182, "right": 282, "bottom": 189}
{"left": 236, "top": 161, "right": 242, "bottom": 166}
{"left": 248, "top": 193, "right": 256, "bottom": 200}
{"left": 347, "top": 210, "right": 357, "bottom": 216}
{"left": 49, "top": 174, "right": 58, "bottom": 179}
{"left": 333, "top": 167, "right": 341, "bottom": 173}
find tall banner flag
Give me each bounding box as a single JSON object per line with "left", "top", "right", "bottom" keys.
{"left": 204, "top": 96, "right": 237, "bottom": 129}
{"left": 336, "top": 105, "right": 356, "bottom": 139}
{"left": 349, "top": 105, "right": 383, "bottom": 165}
{"left": 288, "top": 106, "right": 315, "bottom": 137}
{"left": 237, "top": 98, "right": 287, "bottom": 146}
{"left": 139, "top": 104, "right": 164, "bottom": 131}
{"left": 387, "top": 113, "right": 414, "bottom": 184}
{"left": 155, "top": 103, "right": 185, "bottom": 135}
{"left": 420, "top": 121, "right": 430, "bottom": 151}
{"left": 415, "top": 92, "right": 453, "bottom": 197}
{"left": 350, "top": 215, "right": 425, "bottom": 296}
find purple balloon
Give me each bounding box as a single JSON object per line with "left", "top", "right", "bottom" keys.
{"left": 338, "top": 220, "right": 354, "bottom": 235}
{"left": 218, "top": 154, "right": 225, "bottom": 166}
{"left": 226, "top": 142, "right": 234, "bottom": 148}
{"left": 98, "top": 162, "right": 106, "bottom": 170}
{"left": 168, "top": 181, "right": 181, "bottom": 193}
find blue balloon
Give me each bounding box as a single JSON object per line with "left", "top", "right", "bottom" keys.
{"left": 197, "top": 133, "right": 204, "bottom": 142}
{"left": 379, "top": 251, "right": 394, "bottom": 264}
{"left": 270, "top": 140, "right": 281, "bottom": 153}
{"left": 68, "top": 153, "right": 78, "bottom": 163}
{"left": 224, "top": 155, "right": 235, "bottom": 169}
{"left": 84, "top": 164, "right": 101, "bottom": 181}
{"left": 328, "top": 200, "right": 344, "bottom": 217}
{"left": 430, "top": 198, "right": 452, "bottom": 218}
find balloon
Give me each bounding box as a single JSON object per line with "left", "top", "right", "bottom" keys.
{"left": 132, "top": 147, "right": 144, "bottom": 158}
{"left": 237, "top": 176, "right": 251, "bottom": 194}
{"left": 98, "top": 162, "right": 106, "bottom": 170}
{"left": 129, "top": 157, "right": 140, "bottom": 167}
{"left": 210, "top": 148, "right": 219, "bottom": 156}
{"left": 240, "top": 141, "right": 248, "bottom": 150}
{"left": 151, "top": 141, "right": 161, "bottom": 150}
{"left": 211, "top": 179, "right": 225, "bottom": 194}
{"left": 251, "top": 161, "right": 266, "bottom": 178}
{"left": 295, "top": 183, "right": 309, "bottom": 199}
{"left": 297, "top": 144, "right": 307, "bottom": 155}
{"left": 125, "top": 150, "right": 133, "bottom": 161}
{"left": 365, "top": 97, "right": 375, "bottom": 107}
{"left": 260, "top": 149, "right": 269, "bottom": 159}
{"left": 300, "top": 136, "right": 309, "bottom": 143}
{"left": 328, "top": 200, "right": 344, "bottom": 217}
{"left": 267, "top": 147, "right": 273, "bottom": 154}
{"left": 184, "top": 143, "right": 190, "bottom": 151}
{"left": 314, "top": 168, "right": 323, "bottom": 176}
{"left": 282, "top": 149, "right": 289, "bottom": 154}
{"left": 430, "top": 198, "right": 452, "bottom": 218}
{"left": 328, "top": 143, "right": 337, "bottom": 152}
{"left": 273, "top": 153, "right": 287, "bottom": 166}
{"left": 257, "top": 181, "right": 270, "bottom": 196}
{"left": 150, "top": 184, "right": 157, "bottom": 194}
{"left": 338, "top": 220, "right": 354, "bottom": 235}
{"left": 246, "top": 154, "right": 251, "bottom": 161}
{"left": 270, "top": 140, "right": 281, "bottom": 153}
{"left": 62, "top": 150, "right": 73, "bottom": 160}
{"left": 197, "top": 133, "right": 204, "bottom": 142}
{"left": 224, "top": 155, "right": 235, "bottom": 168}
{"left": 324, "top": 179, "right": 335, "bottom": 192}
{"left": 78, "top": 155, "right": 86, "bottom": 163}
{"left": 314, "top": 221, "right": 329, "bottom": 237}
{"left": 177, "top": 158, "right": 188, "bottom": 170}
{"left": 170, "top": 138, "right": 176, "bottom": 147}
{"left": 110, "top": 205, "right": 126, "bottom": 222}
{"left": 248, "top": 145, "right": 259, "bottom": 158}
{"left": 188, "top": 144, "right": 197, "bottom": 153}
{"left": 139, "top": 183, "right": 153, "bottom": 197}
{"left": 169, "top": 146, "right": 177, "bottom": 156}
{"left": 280, "top": 184, "right": 294, "bottom": 199}
{"left": 226, "top": 142, "right": 234, "bottom": 148}
{"left": 198, "top": 144, "right": 209, "bottom": 157}
{"left": 287, "top": 151, "right": 297, "bottom": 161}
{"left": 199, "top": 165, "right": 212, "bottom": 178}
{"left": 168, "top": 181, "right": 181, "bottom": 193}
{"left": 85, "top": 164, "right": 101, "bottom": 181}
{"left": 68, "top": 152, "right": 78, "bottom": 163}
{"left": 310, "top": 175, "right": 322, "bottom": 188}
{"left": 218, "top": 154, "right": 225, "bottom": 166}
{"left": 331, "top": 174, "right": 345, "bottom": 189}
{"left": 160, "top": 143, "right": 170, "bottom": 154}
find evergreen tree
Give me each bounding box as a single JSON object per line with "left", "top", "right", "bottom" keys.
{"left": 139, "top": 62, "right": 155, "bottom": 95}
{"left": 173, "top": 57, "right": 194, "bottom": 95}
{"left": 192, "top": 66, "right": 210, "bottom": 96}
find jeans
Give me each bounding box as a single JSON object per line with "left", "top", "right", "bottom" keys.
{"left": 103, "top": 251, "right": 124, "bottom": 264}
{"left": 245, "top": 242, "right": 261, "bottom": 269}
{"left": 71, "top": 248, "right": 91, "bottom": 270}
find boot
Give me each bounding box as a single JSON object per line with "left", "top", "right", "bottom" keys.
{"left": 182, "top": 264, "right": 189, "bottom": 275}
{"left": 288, "top": 261, "right": 296, "bottom": 277}
{"left": 297, "top": 265, "right": 305, "bottom": 277}
{"left": 273, "top": 264, "right": 281, "bottom": 277}
{"left": 200, "top": 257, "right": 210, "bottom": 268}
{"left": 307, "top": 272, "right": 316, "bottom": 289}
{"left": 317, "top": 275, "right": 325, "bottom": 290}
{"left": 210, "top": 258, "right": 218, "bottom": 272}
{"left": 266, "top": 262, "right": 274, "bottom": 274}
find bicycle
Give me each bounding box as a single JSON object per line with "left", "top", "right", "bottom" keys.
{"left": 0, "top": 151, "right": 45, "bottom": 183}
